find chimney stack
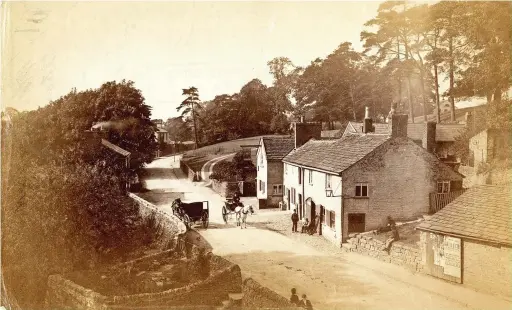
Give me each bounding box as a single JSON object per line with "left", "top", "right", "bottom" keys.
{"left": 362, "top": 106, "right": 374, "bottom": 134}
{"left": 390, "top": 113, "right": 408, "bottom": 138}
{"left": 422, "top": 122, "right": 436, "bottom": 153}
{"left": 294, "top": 122, "right": 322, "bottom": 149}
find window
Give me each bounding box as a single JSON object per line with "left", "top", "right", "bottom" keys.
{"left": 308, "top": 170, "right": 313, "bottom": 185}
{"left": 437, "top": 181, "right": 450, "bottom": 193}
{"left": 325, "top": 175, "right": 332, "bottom": 189}
{"left": 329, "top": 211, "right": 335, "bottom": 229}
{"left": 321, "top": 207, "right": 327, "bottom": 225}
{"left": 273, "top": 184, "right": 283, "bottom": 195}
{"left": 291, "top": 188, "right": 296, "bottom": 204}
{"left": 285, "top": 164, "right": 288, "bottom": 175}
{"left": 298, "top": 168, "right": 302, "bottom": 185}
{"left": 355, "top": 183, "right": 368, "bottom": 197}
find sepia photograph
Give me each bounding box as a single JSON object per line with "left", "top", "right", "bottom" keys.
{"left": 1, "top": 1, "right": 510, "bottom": 309}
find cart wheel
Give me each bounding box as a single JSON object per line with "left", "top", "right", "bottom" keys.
{"left": 222, "top": 206, "right": 228, "bottom": 224}
{"left": 202, "top": 212, "right": 209, "bottom": 229}
{"left": 183, "top": 214, "right": 191, "bottom": 230}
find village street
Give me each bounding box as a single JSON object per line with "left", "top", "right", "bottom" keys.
{"left": 142, "top": 155, "right": 511, "bottom": 310}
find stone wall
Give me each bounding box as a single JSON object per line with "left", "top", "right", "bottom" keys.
{"left": 341, "top": 138, "right": 463, "bottom": 241}
{"left": 45, "top": 253, "right": 242, "bottom": 309}
{"left": 129, "top": 193, "right": 187, "bottom": 248}
{"left": 241, "top": 278, "right": 301, "bottom": 310}
{"left": 343, "top": 232, "right": 423, "bottom": 273}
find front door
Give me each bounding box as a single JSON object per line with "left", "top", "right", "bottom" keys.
{"left": 348, "top": 213, "right": 366, "bottom": 233}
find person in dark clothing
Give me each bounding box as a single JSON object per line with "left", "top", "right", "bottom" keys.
{"left": 290, "top": 288, "right": 299, "bottom": 305}
{"left": 233, "top": 190, "right": 241, "bottom": 205}
{"left": 383, "top": 216, "right": 400, "bottom": 252}
{"left": 291, "top": 209, "right": 299, "bottom": 232}
{"left": 299, "top": 294, "right": 313, "bottom": 310}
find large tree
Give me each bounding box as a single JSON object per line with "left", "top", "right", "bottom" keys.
{"left": 178, "top": 87, "right": 202, "bottom": 148}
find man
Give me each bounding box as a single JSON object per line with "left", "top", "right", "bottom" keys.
{"left": 299, "top": 294, "right": 313, "bottom": 310}
{"left": 383, "top": 216, "right": 400, "bottom": 252}
{"left": 290, "top": 288, "right": 299, "bottom": 305}
{"left": 233, "top": 190, "right": 241, "bottom": 206}
{"left": 291, "top": 209, "right": 299, "bottom": 232}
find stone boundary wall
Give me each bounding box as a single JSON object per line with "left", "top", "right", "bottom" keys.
{"left": 241, "top": 278, "right": 302, "bottom": 310}
{"left": 45, "top": 254, "right": 242, "bottom": 309}
{"left": 343, "top": 232, "right": 423, "bottom": 273}
{"left": 180, "top": 160, "right": 200, "bottom": 182}
{"left": 129, "top": 193, "right": 187, "bottom": 241}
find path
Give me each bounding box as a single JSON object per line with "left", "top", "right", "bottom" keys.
{"left": 141, "top": 156, "right": 511, "bottom": 310}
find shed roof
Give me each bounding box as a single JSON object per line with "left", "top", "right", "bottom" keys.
{"left": 261, "top": 136, "right": 295, "bottom": 161}
{"left": 417, "top": 185, "right": 512, "bottom": 246}
{"left": 101, "top": 139, "right": 131, "bottom": 157}
{"left": 283, "top": 134, "right": 389, "bottom": 174}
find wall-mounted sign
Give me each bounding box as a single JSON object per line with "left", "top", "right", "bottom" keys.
{"left": 443, "top": 236, "right": 462, "bottom": 279}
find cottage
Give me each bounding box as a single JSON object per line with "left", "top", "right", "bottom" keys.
{"left": 256, "top": 136, "right": 295, "bottom": 209}
{"left": 416, "top": 185, "right": 511, "bottom": 299}
{"left": 283, "top": 109, "right": 464, "bottom": 246}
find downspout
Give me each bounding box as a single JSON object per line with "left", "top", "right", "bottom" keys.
{"left": 301, "top": 167, "right": 305, "bottom": 221}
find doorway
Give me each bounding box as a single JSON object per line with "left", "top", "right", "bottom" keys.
{"left": 348, "top": 213, "right": 366, "bottom": 233}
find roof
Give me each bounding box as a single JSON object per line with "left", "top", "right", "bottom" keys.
{"left": 283, "top": 135, "right": 389, "bottom": 174}
{"left": 101, "top": 139, "right": 131, "bottom": 157}
{"left": 261, "top": 136, "right": 295, "bottom": 161}
{"left": 346, "top": 122, "right": 465, "bottom": 142}
{"left": 321, "top": 130, "right": 342, "bottom": 139}
{"left": 417, "top": 185, "right": 512, "bottom": 246}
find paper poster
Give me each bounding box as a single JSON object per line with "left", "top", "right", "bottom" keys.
{"left": 443, "top": 236, "right": 462, "bottom": 278}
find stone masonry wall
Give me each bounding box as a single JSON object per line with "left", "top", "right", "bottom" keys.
{"left": 241, "top": 278, "right": 302, "bottom": 310}
{"left": 341, "top": 138, "right": 462, "bottom": 241}
{"left": 45, "top": 253, "right": 242, "bottom": 309}
{"left": 265, "top": 161, "right": 285, "bottom": 208}
{"left": 343, "top": 232, "right": 423, "bottom": 273}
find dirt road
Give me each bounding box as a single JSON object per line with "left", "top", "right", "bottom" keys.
{"left": 142, "top": 156, "right": 510, "bottom": 310}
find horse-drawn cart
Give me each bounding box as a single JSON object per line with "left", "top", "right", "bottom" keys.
{"left": 171, "top": 199, "right": 209, "bottom": 229}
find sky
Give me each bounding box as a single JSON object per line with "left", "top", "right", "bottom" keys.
{"left": 1, "top": 1, "right": 387, "bottom": 120}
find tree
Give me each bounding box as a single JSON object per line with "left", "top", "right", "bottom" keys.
{"left": 178, "top": 87, "right": 201, "bottom": 149}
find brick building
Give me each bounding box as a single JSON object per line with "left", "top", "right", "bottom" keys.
{"left": 283, "top": 110, "right": 463, "bottom": 247}
{"left": 417, "top": 185, "right": 511, "bottom": 299}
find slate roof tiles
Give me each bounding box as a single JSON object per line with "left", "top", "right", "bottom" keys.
{"left": 283, "top": 134, "right": 389, "bottom": 174}
{"left": 417, "top": 185, "right": 512, "bottom": 245}
{"left": 262, "top": 136, "right": 295, "bottom": 161}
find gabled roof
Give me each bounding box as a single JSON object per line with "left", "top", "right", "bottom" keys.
{"left": 283, "top": 135, "right": 389, "bottom": 174}
{"left": 101, "top": 139, "right": 131, "bottom": 157}
{"left": 261, "top": 136, "right": 295, "bottom": 161}
{"left": 417, "top": 185, "right": 512, "bottom": 246}
{"left": 345, "top": 122, "right": 465, "bottom": 142}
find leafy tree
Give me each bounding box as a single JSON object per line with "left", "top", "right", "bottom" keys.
{"left": 178, "top": 87, "right": 202, "bottom": 148}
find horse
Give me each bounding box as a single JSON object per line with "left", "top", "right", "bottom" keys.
{"left": 235, "top": 204, "right": 254, "bottom": 229}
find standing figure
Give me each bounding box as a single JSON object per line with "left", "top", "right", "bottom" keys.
{"left": 291, "top": 209, "right": 299, "bottom": 232}
{"left": 299, "top": 294, "right": 313, "bottom": 310}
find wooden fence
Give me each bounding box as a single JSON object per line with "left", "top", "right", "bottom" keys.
{"left": 429, "top": 189, "right": 467, "bottom": 213}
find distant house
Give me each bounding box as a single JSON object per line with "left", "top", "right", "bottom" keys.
{"left": 152, "top": 119, "right": 169, "bottom": 144}
{"left": 283, "top": 109, "right": 464, "bottom": 246}
{"left": 468, "top": 128, "right": 508, "bottom": 167}
{"left": 343, "top": 120, "right": 466, "bottom": 165}
{"left": 321, "top": 129, "right": 343, "bottom": 139}
{"left": 256, "top": 136, "right": 295, "bottom": 209}
{"left": 417, "top": 185, "right": 511, "bottom": 299}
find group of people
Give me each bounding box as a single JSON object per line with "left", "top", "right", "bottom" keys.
{"left": 290, "top": 288, "right": 313, "bottom": 309}
{"left": 291, "top": 209, "right": 315, "bottom": 234}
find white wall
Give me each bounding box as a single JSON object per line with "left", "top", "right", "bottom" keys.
{"left": 283, "top": 162, "right": 300, "bottom": 211}
{"left": 303, "top": 169, "right": 342, "bottom": 245}
{"left": 256, "top": 140, "right": 267, "bottom": 199}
